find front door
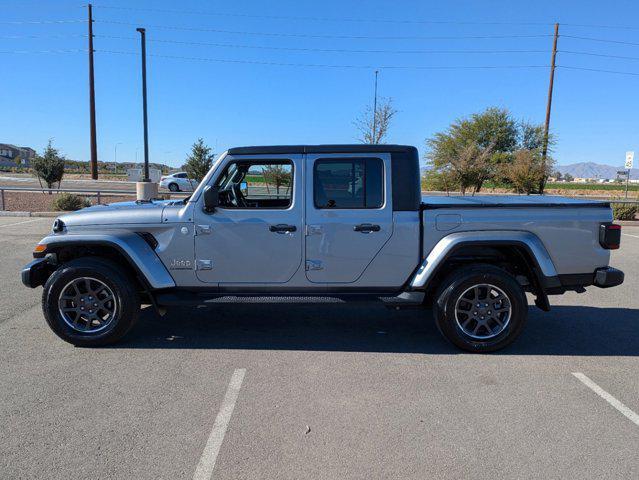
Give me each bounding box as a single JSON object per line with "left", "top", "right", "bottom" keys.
{"left": 304, "top": 153, "right": 393, "bottom": 284}
{"left": 194, "top": 154, "right": 303, "bottom": 284}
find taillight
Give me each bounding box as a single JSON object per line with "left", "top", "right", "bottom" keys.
{"left": 599, "top": 223, "right": 621, "bottom": 250}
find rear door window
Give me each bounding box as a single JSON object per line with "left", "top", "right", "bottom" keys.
{"left": 313, "top": 158, "right": 383, "bottom": 209}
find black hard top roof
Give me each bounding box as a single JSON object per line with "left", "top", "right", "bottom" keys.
{"left": 227, "top": 144, "right": 417, "bottom": 155}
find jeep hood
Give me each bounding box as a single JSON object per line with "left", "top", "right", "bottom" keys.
{"left": 56, "top": 200, "right": 173, "bottom": 227}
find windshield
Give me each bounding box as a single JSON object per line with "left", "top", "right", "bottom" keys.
{"left": 187, "top": 151, "right": 228, "bottom": 204}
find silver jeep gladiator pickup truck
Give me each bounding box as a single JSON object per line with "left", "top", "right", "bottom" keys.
{"left": 22, "top": 145, "right": 624, "bottom": 352}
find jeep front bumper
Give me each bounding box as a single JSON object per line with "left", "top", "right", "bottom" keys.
{"left": 21, "top": 258, "right": 51, "bottom": 288}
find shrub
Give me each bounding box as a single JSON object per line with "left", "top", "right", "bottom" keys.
{"left": 32, "top": 140, "right": 65, "bottom": 190}
{"left": 612, "top": 204, "right": 638, "bottom": 220}
{"left": 52, "top": 193, "right": 92, "bottom": 211}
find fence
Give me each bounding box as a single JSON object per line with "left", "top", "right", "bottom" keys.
{"left": 0, "top": 186, "right": 188, "bottom": 211}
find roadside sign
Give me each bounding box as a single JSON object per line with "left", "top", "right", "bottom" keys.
{"left": 617, "top": 170, "right": 628, "bottom": 176}
{"left": 625, "top": 151, "right": 634, "bottom": 169}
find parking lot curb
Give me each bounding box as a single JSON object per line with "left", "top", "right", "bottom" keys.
{"left": 0, "top": 211, "right": 66, "bottom": 218}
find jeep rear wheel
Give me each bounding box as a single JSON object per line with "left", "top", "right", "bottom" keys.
{"left": 433, "top": 264, "right": 528, "bottom": 353}
{"left": 42, "top": 258, "right": 140, "bottom": 346}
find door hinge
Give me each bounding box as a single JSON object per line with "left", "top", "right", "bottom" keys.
{"left": 196, "top": 224, "right": 212, "bottom": 235}
{"left": 305, "top": 224, "right": 323, "bottom": 236}
{"left": 196, "top": 259, "right": 213, "bottom": 270}
{"left": 305, "top": 260, "right": 323, "bottom": 271}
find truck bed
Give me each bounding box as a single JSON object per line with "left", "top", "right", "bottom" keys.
{"left": 419, "top": 194, "right": 613, "bottom": 277}
{"left": 421, "top": 194, "right": 610, "bottom": 209}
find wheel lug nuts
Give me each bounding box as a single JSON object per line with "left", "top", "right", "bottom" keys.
{"left": 93, "top": 303, "right": 98, "bottom": 307}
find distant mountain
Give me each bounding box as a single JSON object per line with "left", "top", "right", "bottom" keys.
{"left": 555, "top": 162, "right": 638, "bottom": 179}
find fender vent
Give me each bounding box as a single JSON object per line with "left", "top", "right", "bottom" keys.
{"left": 137, "top": 232, "right": 158, "bottom": 250}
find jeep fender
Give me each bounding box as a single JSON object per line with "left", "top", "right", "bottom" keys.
{"left": 409, "top": 230, "right": 560, "bottom": 290}
{"left": 38, "top": 232, "right": 176, "bottom": 290}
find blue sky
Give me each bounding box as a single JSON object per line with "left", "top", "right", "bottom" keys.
{"left": 2, "top": 0, "right": 639, "bottom": 168}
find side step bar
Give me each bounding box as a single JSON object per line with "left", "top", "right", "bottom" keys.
{"left": 155, "top": 291, "right": 425, "bottom": 308}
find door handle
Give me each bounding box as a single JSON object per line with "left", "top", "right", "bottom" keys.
{"left": 354, "top": 223, "right": 381, "bottom": 233}
{"left": 269, "top": 224, "right": 297, "bottom": 233}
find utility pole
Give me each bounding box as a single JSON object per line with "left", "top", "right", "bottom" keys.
{"left": 137, "top": 27, "right": 150, "bottom": 183}
{"left": 371, "top": 70, "right": 379, "bottom": 144}
{"left": 541, "top": 23, "right": 559, "bottom": 192}
{"left": 88, "top": 3, "right": 98, "bottom": 180}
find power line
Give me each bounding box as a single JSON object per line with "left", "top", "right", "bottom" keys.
{"left": 91, "top": 5, "right": 555, "bottom": 26}
{"left": 559, "top": 65, "right": 639, "bottom": 76}
{"left": 95, "top": 35, "right": 549, "bottom": 55}
{"left": 0, "top": 49, "right": 86, "bottom": 54}
{"left": 97, "top": 49, "right": 549, "bottom": 70}
{"left": 94, "top": 20, "right": 552, "bottom": 41}
{"left": 561, "top": 50, "right": 639, "bottom": 61}
{"left": 561, "top": 23, "right": 639, "bottom": 31}
{"left": 0, "top": 19, "right": 85, "bottom": 25}
{"left": 0, "top": 34, "right": 87, "bottom": 39}
{"left": 562, "top": 34, "right": 639, "bottom": 47}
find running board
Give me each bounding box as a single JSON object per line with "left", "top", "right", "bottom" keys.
{"left": 155, "top": 291, "right": 424, "bottom": 307}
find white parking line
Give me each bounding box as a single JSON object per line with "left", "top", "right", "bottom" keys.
{"left": 622, "top": 233, "right": 639, "bottom": 239}
{"left": 193, "top": 368, "right": 246, "bottom": 480}
{"left": 0, "top": 218, "right": 45, "bottom": 228}
{"left": 572, "top": 372, "right": 639, "bottom": 427}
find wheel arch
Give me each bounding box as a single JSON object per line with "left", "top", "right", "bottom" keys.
{"left": 410, "top": 231, "right": 560, "bottom": 311}
{"left": 36, "top": 233, "right": 175, "bottom": 291}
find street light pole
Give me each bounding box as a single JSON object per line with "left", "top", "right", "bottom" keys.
{"left": 137, "top": 27, "right": 150, "bottom": 183}
{"left": 114, "top": 142, "right": 122, "bottom": 163}
{"left": 135, "top": 27, "right": 158, "bottom": 200}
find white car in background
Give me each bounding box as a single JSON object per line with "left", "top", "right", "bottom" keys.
{"left": 159, "top": 172, "right": 197, "bottom": 192}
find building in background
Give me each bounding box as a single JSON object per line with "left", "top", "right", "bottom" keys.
{"left": 0, "top": 143, "right": 36, "bottom": 168}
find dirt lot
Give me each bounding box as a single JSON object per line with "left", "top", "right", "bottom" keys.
{"left": 0, "top": 191, "right": 134, "bottom": 212}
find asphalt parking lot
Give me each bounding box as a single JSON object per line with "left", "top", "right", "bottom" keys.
{"left": 1, "top": 217, "right": 638, "bottom": 479}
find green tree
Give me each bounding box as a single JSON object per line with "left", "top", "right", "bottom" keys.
{"left": 502, "top": 149, "right": 553, "bottom": 194}
{"left": 32, "top": 140, "right": 65, "bottom": 191}
{"left": 422, "top": 168, "right": 458, "bottom": 195}
{"left": 426, "top": 107, "right": 555, "bottom": 194}
{"left": 183, "top": 138, "right": 214, "bottom": 182}
{"left": 564, "top": 173, "right": 574, "bottom": 182}
{"left": 427, "top": 108, "right": 518, "bottom": 193}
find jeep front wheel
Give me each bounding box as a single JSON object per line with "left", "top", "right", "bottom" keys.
{"left": 433, "top": 265, "right": 528, "bottom": 353}
{"left": 42, "top": 258, "right": 140, "bottom": 346}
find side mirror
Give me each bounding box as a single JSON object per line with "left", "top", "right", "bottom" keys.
{"left": 203, "top": 185, "right": 219, "bottom": 213}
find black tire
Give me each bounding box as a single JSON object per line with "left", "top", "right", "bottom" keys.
{"left": 168, "top": 182, "right": 179, "bottom": 192}
{"left": 433, "top": 264, "right": 528, "bottom": 353}
{"left": 42, "top": 257, "right": 140, "bottom": 347}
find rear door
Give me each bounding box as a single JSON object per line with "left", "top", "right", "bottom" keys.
{"left": 304, "top": 153, "right": 393, "bottom": 283}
